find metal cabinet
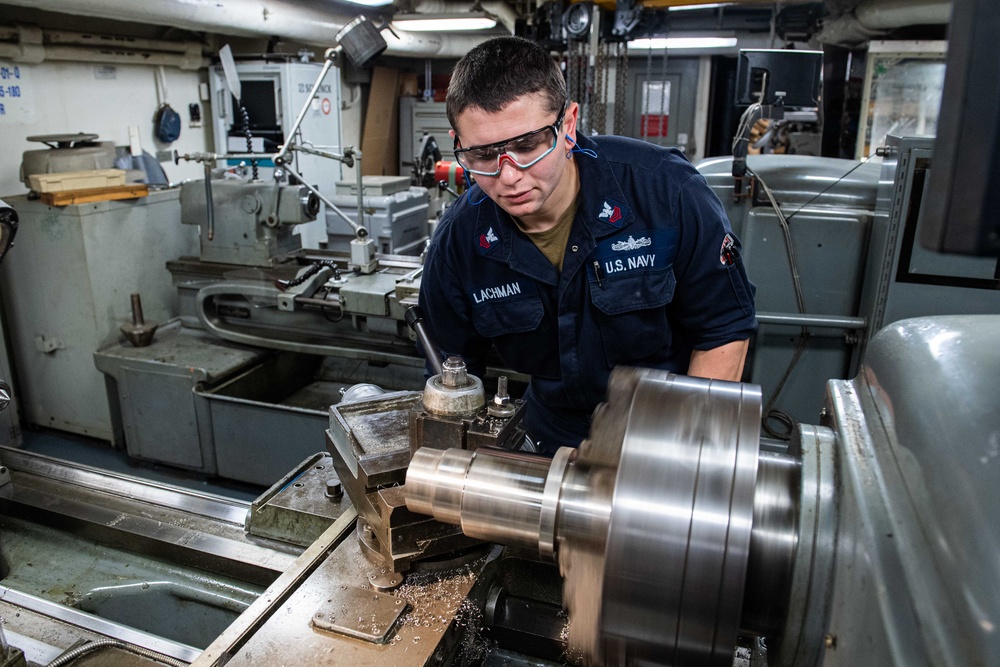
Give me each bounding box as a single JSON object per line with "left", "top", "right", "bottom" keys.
{"left": 0, "top": 190, "right": 197, "bottom": 443}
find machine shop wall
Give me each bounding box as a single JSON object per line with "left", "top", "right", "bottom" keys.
{"left": 0, "top": 59, "right": 211, "bottom": 197}
{"left": 0, "top": 5, "right": 367, "bottom": 196}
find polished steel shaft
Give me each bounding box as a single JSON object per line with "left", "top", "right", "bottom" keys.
{"left": 406, "top": 447, "right": 552, "bottom": 549}
{"left": 405, "top": 370, "right": 808, "bottom": 666}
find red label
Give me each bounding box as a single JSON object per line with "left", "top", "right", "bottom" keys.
{"left": 641, "top": 114, "right": 669, "bottom": 137}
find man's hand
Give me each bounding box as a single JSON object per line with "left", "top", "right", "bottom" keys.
{"left": 688, "top": 339, "right": 749, "bottom": 382}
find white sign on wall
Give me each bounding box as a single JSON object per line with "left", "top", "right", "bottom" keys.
{"left": 0, "top": 61, "right": 36, "bottom": 124}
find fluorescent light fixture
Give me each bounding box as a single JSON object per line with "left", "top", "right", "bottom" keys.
{"left": 392, "top": 13, "right": 497, "bottom": 31}
{"left": 628, "top": 36, "right": 738, "bottom": 49}
{"left": 668, "top": 3, "right": 732, "bottom": 10}
{"left": 341, "top": 0, "right": 393, "bottom": 6}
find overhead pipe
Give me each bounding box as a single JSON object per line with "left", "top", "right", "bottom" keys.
{"left": 0, "top": 42, "right": 208, "bottom": 68}
{"left": 411, "top": 0, "right": 519, "bottom": 33}
{"left": 43, "top": 30, "right": 204, "bottom": 54}
{"left": 0, "top": 0, "right": 506, "bottom": 58}
{"left": 380, "top": 30, "right": 498, "bottom": 58}
{"left": 0, "top": 25, "right": 208, "bottom": 68}
{"left": 854, "top": 0, "right": 952, "bottom": 30}
{"left": 816, "top": 0, "right": 952, "bottom": 45}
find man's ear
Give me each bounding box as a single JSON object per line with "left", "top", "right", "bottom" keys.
{"left": 562, "top": 101, "right": 580, "bottom": 148}
{"left": 450, "top": 129, "right": 456, "bottom": 140}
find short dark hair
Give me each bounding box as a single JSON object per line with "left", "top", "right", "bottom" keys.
{"left": 446, "top": 37, "right": 566, "bottom": 129}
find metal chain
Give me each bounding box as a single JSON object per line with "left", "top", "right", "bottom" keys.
{"left": 613, "top": 42, "right": 629, "bottom": 135}
{"left": 593, "top": 40, "right": 607, "bottom": 135}
{"left": 659, "top": 43, "right": 670, "bottom": 146}
{"left": 569, "top": 41, "right": 585, "bottom": 124}
{"left": 240, "top": 104, "right": 259, "bottom": 180}
{"left": 642, "top": 46, "right": 652, "bottom": 142}
{"left": 581, "top": 38, "right": 592, "bottom": 135}
{"left": 565, "top": 48, "right": 575, "bottom": 109}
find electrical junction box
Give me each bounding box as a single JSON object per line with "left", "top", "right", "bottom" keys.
{"left": 327, "top": 177, "right": 430, "bottom": 256}
{"left": 208, "top": 60, "right": 343, "bottom": 250}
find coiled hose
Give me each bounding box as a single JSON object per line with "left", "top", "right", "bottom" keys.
{"left": 45, "top": 638, "right": 187, "bottom": 667}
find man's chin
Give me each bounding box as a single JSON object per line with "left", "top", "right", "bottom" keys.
{"left": 498, "top": 197, "right": 540, "bottom": 219}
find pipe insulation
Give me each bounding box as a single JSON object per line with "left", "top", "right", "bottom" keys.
{"left": 854, "top": 0, "right": 952, "bottom": 30}
{"left": 816, "top": 0, "right": 951, "bottom": 46}
{"left": 0, "top": 42, "right": 208, "bottom": 68}
{"left": 0, "top": 0, "right": 507, "bottom": 58}
{"left": 0, "top": 25, "right": 207, "bottom": 68}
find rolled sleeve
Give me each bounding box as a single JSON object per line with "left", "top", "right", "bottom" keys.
{"left": 669, "top": 173, "right": 757, "bottom": 350}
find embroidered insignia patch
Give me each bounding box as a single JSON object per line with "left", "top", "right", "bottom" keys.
{"left": 477, "top": 227, "right": 500, "bottom": 255}
{"left": 611, "top": 236, "right": 652, "bottom": 252}
{"left": 597, "top": 199, "right": 630, "bottom": 227}
{"left": 720, "top": 233, "right": 737, "bottom": 265}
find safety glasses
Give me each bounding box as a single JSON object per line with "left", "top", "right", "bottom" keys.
{"left": 453, "top": 104, "right": 567, "bottom": 176}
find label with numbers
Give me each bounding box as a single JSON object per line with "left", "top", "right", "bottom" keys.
{"left": 0, "top": 61, "right": 36, "bottom": 124}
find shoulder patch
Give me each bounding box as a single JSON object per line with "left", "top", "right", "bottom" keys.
{"left": 477, "top": 226, "right": 500, "bottom": 256}
{"left": 597, "top": 198, "right": 630, "bottom": 228}
{"left": 720, "top": 233, "right": 737, "bottom": 265}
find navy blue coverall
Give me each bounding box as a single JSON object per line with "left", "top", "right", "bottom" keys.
{"left": 418, "top": 133, "right": 757, "bottom": 453}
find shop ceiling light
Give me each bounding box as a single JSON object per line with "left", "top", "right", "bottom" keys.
{"left": 341, "top": 0, "right": 394, "bottom": 7}
{"left": 392, "top": 13, "right": 498, "bottom": 31}
{"left": 628, "top": 36, "right": 738, "bottom": 49}
{"left": 668, "top": 3, "right": 732, "bottom": 11}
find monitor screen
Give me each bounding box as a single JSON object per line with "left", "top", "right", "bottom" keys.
{"left": 232, "top": 80, "right": 279, "bottom": 131}
{"left": 735, "top": 49, "right": 823, "bottom": 108}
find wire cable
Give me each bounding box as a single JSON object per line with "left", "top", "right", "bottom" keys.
{"left": 785, "top": 154, "right": 875, "bottom": 222}
{"left": 750, "top": 166, "right": 811, "bottom": 440}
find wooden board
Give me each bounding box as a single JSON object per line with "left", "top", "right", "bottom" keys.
{"left": 40, "top": 184, "right": 150, "bottom": 206}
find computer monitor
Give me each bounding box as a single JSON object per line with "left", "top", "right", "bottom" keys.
{"left": 735, "top": 49, "right": 823, "bottom": 108}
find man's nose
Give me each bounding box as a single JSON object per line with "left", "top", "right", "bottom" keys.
{"left": 497, "top": 154, "right": 521, "bottom": 182}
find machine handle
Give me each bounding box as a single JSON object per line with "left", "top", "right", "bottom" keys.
{"left": 405, "top": 306, "right": 444, "bottom": 377}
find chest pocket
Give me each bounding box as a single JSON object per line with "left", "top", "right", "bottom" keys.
{"left": 472, "top": 295, "right": 544, "bottom": 337}
{"left": 590, "top": 267, "right": 676, "bottom": 365}
{"left": 472, "top": 294, "right": 559, "bottom": 378}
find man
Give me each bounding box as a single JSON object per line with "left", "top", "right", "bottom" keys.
{"left": 418, "top": 36, "right": 756, "bottom": 454}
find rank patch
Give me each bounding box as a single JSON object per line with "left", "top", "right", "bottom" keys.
{"left": 597, "top": 199, "right": 630, "bottom": 228}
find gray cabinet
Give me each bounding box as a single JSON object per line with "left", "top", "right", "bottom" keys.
{"left": 0, "top": 190, "right": 197, "bottom": 443}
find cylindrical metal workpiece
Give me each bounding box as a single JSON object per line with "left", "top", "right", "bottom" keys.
{"left": 405, "top": 369, "right": 788, "bottom": 667}
{"left": 742, "top": 451, "right": 801, "bottom": 638}
{"left": 593, "top": 373, "right": 761, "bottom": 667}
{"left": 405, "top": 448, "right": 476, "bottom": 525}
{"left": 406, "top": 447, "right": 553, "bottom": 549}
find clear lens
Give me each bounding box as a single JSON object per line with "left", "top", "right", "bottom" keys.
{"left": 455, "top": 126, "right": 558, "bottom": 175}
